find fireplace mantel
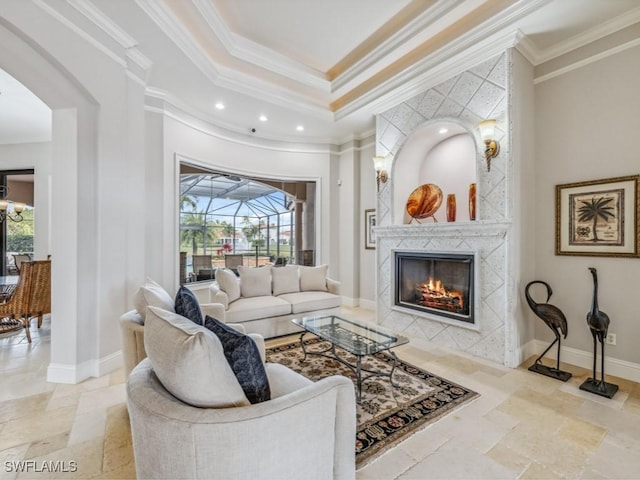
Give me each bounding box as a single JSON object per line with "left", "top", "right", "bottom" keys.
{"left": 374, "top": 220, "right": 510, "bottom": 241}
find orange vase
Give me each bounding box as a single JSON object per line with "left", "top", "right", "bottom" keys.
{"left": 468, "top": 183, "right": 477, "bottom": 221}
{"left": 446, "top": 194, "right": 456, "bottom": 222}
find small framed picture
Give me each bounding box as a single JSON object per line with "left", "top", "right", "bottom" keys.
{"left": 555, "top": 175, "right": 639, "bottom": 257}
{"left": 365, "top": 209, "right": 376, "bottom": 249}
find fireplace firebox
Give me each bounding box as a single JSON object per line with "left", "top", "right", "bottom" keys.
{"left": 394, "top": 251, "right": 475, "bottom": 324}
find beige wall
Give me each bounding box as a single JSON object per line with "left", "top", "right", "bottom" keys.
{"left": 534, "top": 43, "right": 640, "bottom": 366}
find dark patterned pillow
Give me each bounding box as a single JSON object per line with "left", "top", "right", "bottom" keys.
{"left": 204, "top": 315, "right": 271, "bottom": 404}
{"left": 174, "top": 286, "right": 203, "bottom": 326}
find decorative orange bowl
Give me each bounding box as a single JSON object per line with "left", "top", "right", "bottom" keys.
{"left": 406, "top": 183, "right": 443, "bottom": 220}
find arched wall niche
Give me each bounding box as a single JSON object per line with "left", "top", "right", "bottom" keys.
{"left": 391, "top": 119, "right": 479, "bottom": 225}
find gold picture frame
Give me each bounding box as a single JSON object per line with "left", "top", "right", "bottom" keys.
{"left": 365, "top": 209, "right": 376, "bottom": 250}
{"left": 555, "top": 175, "right": 640, "bottom": 257}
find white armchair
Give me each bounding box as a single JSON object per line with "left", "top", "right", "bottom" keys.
{"left": 127, "top": 336, "right": 356, "bottom": 479}
{"left": 119, "top": 301, "right": 225, "bottom": 376}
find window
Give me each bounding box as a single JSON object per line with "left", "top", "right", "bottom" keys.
{"left": 178, "top": 163, "right": 315, "bottom": 283}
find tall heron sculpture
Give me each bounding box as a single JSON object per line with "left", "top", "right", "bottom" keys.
{"left": 525, "top": 281, "right": 572, "bottom": 381}
{"left": 580, "top": 267, "right": 618, "bottom": 398}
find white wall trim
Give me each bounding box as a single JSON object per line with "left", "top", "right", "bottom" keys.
{"left": 531, "top": 339, "right": 640, "bottom": 384}
{"left": 47, "top": 351, "right": 122, "bottom": 384}
{"left": 534, "top": 38, "right": 640, "bottom": 84}
{"left": 534, "top": 5, "right": 640, "bottom": 65}
{"left": 144, "top": 88, "right": 343, "bottom": 148}
{"left": 341, "top": 296, "right": 359, "bottom": 308}
{"left": 33, "top": 0, "right": 148, "bottom": 84}
{"left": 358, "top": 298, "right": 376, "bottom": 311}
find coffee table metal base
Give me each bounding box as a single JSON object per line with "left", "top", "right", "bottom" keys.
{"left": 298, "top": 332, "right": 400, "bottom": 403}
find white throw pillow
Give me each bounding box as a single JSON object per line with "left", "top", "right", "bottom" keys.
{"left": 272, "top": 265, "right": 300, "bottom": 296}
{"left": 144, "top": 306, "right": 249, "bottom": 408}
{"left": 238, "top": 265, "right": 272, "bottom": 298}
{"left": 132, "top": 278, "right": 175, "bottom": 319}
{"left": 216, "top": 268, "right": 240, "bottom": 303}
{"left": 299, "top": 265, "right": 328, "bottom": 292}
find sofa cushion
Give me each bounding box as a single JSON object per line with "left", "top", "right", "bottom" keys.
{"left": 299, "top": 265, "right": 328, "bottom": 292}
{"left": 174, "top": 285, "right": 203, "bottom": 325}
{"left": 204, "top": 316, "right": 270, "bottom": 404}
{"left": 144, "top": 306, "right": 249, "bottom": 408}
{"left": 216, "top": 268, "right": 240, "bottom": 303}
{"left": 272, "top": 265, "right": 300, "bottom": 296}
{"left": 226, "top": 296, "right": 291, "bottom": 323}
{"left": 277, "top": 291, "right": 341, "bottom": 314}
{"left": 132, "top": 278, "right": 175, "bottom": 319}
{"left": 238, "top": 265, "right": 272, "bottom": 298}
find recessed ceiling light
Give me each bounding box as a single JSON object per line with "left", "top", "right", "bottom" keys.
{"left": 439, "top": 127, "right": 448, "bottom": 134}
{"left": 215, "top": 102, "right": 225, "bottom": 110}
{"left": 296, "top": 125, "right": 304, "bottom": 132}
{"left": 259, "top": 115, "right": 268, "bottom": 122}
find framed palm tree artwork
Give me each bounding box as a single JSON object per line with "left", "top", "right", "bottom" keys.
{"left": 556, "top": 175, "right": 640, "bottom": 257}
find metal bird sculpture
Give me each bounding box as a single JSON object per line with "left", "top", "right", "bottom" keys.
{"left": 580, "top": 267, "right": 618, "bottom": 398}
{"left": 525, "top": 281, "right": 571, "bottom": 381}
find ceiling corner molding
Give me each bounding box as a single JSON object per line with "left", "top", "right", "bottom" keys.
{"left": 331, "top": 0, "right": 464, "bottom": 92}
{"left": 512, "top": 29, "right": 540, "bottom": 65}
{"left": 145, "top": 87, "right": 337, "bottom": 147}
{"left": 534, "top": 5, "right": 640, "bottom": 65}
{"left": 192, "top": 0, "right": 329, "bottom": 92}
{"left": 335, "top": 22, "right": 525, "bottom": 120}
{"left": 135, "top": 0, "right": 222, "bottom": 78}
{"left": 332, "top": 0, "right": 548, "bottom": 116}
{"left": 67, "top": 0, "right": 137, "bottom": 47}
{"left": 136, "top": 0, "right": 331, "bottom": 119}
{"left": 533, "top": 37, "right": 640, "bottom": 85}
{"left": 67, "top": 0, "right": 152, "bottom": 73}
{"left": 33, "top": 0, "right": 126, "bottom": 68}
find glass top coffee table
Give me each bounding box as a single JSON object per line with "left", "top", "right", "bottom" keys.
{"left": 292, "top": 315, "right": 409, "bottom": 402}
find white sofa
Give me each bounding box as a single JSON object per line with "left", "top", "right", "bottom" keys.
{"left": 210, "top": 264, "right": 342, "bottom": 338}
{"left": 127, "top": 306, "right": 356, "bottom": 480}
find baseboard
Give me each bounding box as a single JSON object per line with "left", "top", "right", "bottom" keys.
{"left": 47, "top": 350, "right": 123, "bottom": 384}
{"left": 532, "top": 339, "right": 640, "bottom": 383}
{"left": 341, "top": 296, "right": 359, "bottom": 308}
{"left": 358, "top": 298, "right": 376, "bottom": 311}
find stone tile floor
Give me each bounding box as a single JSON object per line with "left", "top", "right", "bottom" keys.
{"left": 1, "top": 309, "right": 639, "bottom": 479}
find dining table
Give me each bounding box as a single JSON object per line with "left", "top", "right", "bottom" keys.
{"left": 0, "top": 275, "right": 19, "bottom": 303}
{"left": 0, "top": 275, "right": 21, "bottom": 335}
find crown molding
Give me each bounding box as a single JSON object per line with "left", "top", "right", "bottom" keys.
{"left": 33, "top": 0, "right": 125, "bottom": 68}
{"left": 333, "top": 0, "right": 548, "bottom": 117}
{"left": 145, "top": 87, "right": 340, "bottom": 147}
{"left": 534, "top": 37, "right": 640, "bottom": 84}
{"left": 33, "top": 0, "right": 150, "bottom": 85}
{"left": 67, "top": 0, "right": 152, "bottom": 73}
{"left": 330, "top": 0, "right": 465, "bottom": 92}
{"left": 191, "top": 0, "right": 330, "bottom": 92}
{"left": 336, "top": 25, "right": 524, "bottom": 120}
{"left": 533, "top": 5, "right": 640, "bottom": 65}
{"left": 512, "top": 29, "right": 538, "bottom": 65}
{"left": 136, "top": 0, "right": 331, "bottom": 118}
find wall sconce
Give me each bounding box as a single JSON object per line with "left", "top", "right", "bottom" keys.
{"left": 373, "top": 156, "right": 388, "bottom": 192}
{"left": 0, "top": 186, "right": 25, "bottom": 223}
{"left": 478, "top": 119, "right": 500, "bottom": 172}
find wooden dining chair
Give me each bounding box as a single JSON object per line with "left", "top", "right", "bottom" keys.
{"left": 0, "top": 261, "right": 33, "bottom": 342}
{"left": 0, "top": 260, "right": 51, "bottom": 343}
{"left": 25, "top": 260, "right": 51, "bottom": 330}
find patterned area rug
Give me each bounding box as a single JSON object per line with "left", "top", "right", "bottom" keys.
{"left": 266, "top": 337, "right": 479, "bottom": 468}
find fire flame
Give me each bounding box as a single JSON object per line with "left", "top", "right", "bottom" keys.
{"left": 418, "top": 277, "right": 464, "bottom": 309}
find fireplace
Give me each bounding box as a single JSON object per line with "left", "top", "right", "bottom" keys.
{"left": 394, "top": 251, "right": 475, "bottom": 324}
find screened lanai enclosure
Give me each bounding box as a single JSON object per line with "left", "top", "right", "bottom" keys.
{"left": 179, "top": 164, "right": 316, "bottom": 283}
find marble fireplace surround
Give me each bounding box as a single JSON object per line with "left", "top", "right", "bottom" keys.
{"left": 374, "top": 51, "right": 523, "bottom": 368}
{"left": 376, "top": 221, "right": 513, "bottom": 366}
